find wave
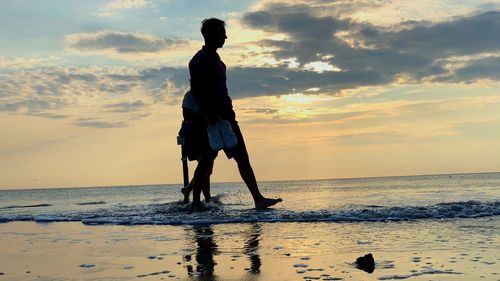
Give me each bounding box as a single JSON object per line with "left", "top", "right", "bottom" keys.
{"left": 0, "top": 200, "right": 498, "bottom": 225}
{"left": 76, "top": 201, "right": 106, "bottom": 206}
{"left": 0, "top": 203, "right": 52, "bottom": 209}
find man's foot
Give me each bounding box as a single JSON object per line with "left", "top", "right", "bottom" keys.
{"left": 255, "top": 198, "right": 282, "bottom": 210}
{"left": 181, "top": 187, "right": 190, "bottom": 204}
{"left": 190, "top": 201, "right": 205, "bottom": 212}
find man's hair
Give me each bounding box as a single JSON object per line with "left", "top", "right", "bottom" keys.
{"left": 201, "top": 18, "right": 225, "bottom": 39}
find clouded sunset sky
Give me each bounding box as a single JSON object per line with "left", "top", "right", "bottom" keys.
{"left": 1, "top": 0, "right": 499, "bottom": 189}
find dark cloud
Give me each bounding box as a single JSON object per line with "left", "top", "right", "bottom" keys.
{"left": 69, "top": 73, "right": 98, "bottom": 82}
{"left": 133, "top": 64, "right": 377, "bottom": 102}
{"left": 0, "top": 76, "right": 22, "bottom": 97}
{"left": 73, "top": 118, "right": 128, "bottom": 128}
{"left": 242, "top": 107, "right": 279, "bottom": 115}
{"left": 328, "top": 131, "right": 412, "bottom": 146}
{"left": 127, "top": 113, "right": 150, "bottom": 121}
{"left": 68, "top": 31, "right": 189, "bottom": 53}
{"left": 242, "top": 5, "right": 500, "bottom": 87}
{"left": 26, "top": 111, "right": 70, "bottom": 119}
{"left": 106, "top": 73, "right": 142, "bottom": 81}
{"left": 3, "top": 4, "right": 499, "bottom": 130}
{"left": 56, "top": 72, "right": 98, "bottom": 84}
{"left": 244, "top": 5, "right": 351, "bottom": 40}
{"left": 135, "top": 65, "right": 386, "bottom": 100}
{"left": 445, "top": 56, "right": 500, "bottom": 82}
{"left": 364, "top": 11, "right": 500, "bottom": 59}
{"left": 0, "top": 102, "right": 21, "bottom": 112}
{"left": 0, "top": 67, "right": 152, "bottom": 128}
{"left": 104, "top": 100, "right": 147, "bottom": 112}
{"left": 98, "top": 82, "right": 137, "bottom": 93}
{"left": 139, "top": 66, "right": 188, "bottom": 88}
{"left": 228, "top": 67, "right": 385, "bottom": 98}
{"left": 0, "top": 97, "right": 66, "bottom": 112}
{"left": 137, "top": 67, "right": 189, "bottom": 102}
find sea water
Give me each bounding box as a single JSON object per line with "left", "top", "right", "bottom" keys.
{"left": 1, "top": 172, "right": 499, "bottom": 225}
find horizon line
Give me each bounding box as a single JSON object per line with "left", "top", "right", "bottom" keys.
{"left": 1, "top": 170, "right": 499, "bottom": 192}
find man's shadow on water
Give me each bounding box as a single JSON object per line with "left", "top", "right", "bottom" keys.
{"left": 184, "top": 224, "right": 262, "bottom": 280}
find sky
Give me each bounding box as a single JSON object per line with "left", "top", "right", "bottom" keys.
{"left": 1, "top": 0, "right": 499, "bottom": 189}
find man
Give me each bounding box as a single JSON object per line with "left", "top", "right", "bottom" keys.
{"left": 188, "top": 18, "right": 282, "bottom": 210}
{"left": 178, "top": 90, "right": 213, "bottom": 204}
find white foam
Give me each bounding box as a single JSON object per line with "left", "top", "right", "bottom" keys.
{"left": 1, "top": 200, "right": 498, "bottom": 225}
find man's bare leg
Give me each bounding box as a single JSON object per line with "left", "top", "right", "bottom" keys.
{"left": 201, "top": 160, "right": 213, "bottom": 202}
{"left": 182, "top": 181, "right": 193, "bottom": 204}
{"left": 234, "top": 155, "right": 282, "bottom": 209}
{"left": 182, "top": 159, "right": 213, "bottom": 203}
{"left": 190, "top": 157, "right": 213, "bottom": 211}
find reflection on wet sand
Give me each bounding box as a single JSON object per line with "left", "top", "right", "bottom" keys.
{"left": 185, "top": 226, "right": 219, "bottom": 280}
{"left": 184, "top": 224, "right": 262, "bottom": 280}
{"left": 244, "top": 224, "right": 262, "bottom": 274}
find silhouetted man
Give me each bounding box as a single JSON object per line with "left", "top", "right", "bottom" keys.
{"left": 188, "top": 18, "right": 282, "bottom": 210}
{"left": 179, "top": 90, "right": 213, "bottom": 204}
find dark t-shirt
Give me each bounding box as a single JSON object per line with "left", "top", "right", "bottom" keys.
{"left": 186, "top": 46, "right": 247, "bottom": 160}
{"left": 189, "top": 46, "right": 235, "bottom": 121}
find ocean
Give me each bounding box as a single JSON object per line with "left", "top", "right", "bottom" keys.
{"left": 1, "top": 172, "right": 499, "bottom": 225}
{"left": 1, "top": 172, "right": 499, "bottom": 280}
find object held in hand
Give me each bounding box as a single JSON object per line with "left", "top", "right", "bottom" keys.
{"left": 207, "top": 118, "right": 237, "bottom": 151}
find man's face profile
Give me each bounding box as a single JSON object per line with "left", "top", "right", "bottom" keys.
{"left": 214, "top": 26, "right": 227, "bottom": 48}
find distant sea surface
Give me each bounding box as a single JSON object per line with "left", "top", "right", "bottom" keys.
{"left": 1, "top": 173, "right": 499, "bottom": 225}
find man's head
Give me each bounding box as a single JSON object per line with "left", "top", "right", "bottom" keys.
{"left": 201, "top": 18, "right": 227, "bottom": 49}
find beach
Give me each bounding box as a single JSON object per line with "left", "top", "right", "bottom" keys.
{"left": 2, "top": 1, "right": 500, "bottom": 280}
{"left": 1, "top": 173, "right": 499, "bottom": 280}
{"left": 0, "top": 218, "right": 499, "bottom": 280}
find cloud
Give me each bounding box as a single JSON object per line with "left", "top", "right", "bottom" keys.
{"left": 252, "top": 0, "right": 493, "bottom": 25}
{"left": 105, "top": 100, "right": 147, "bottom": 112}
{"left": 106, "top": 0, "right": 147, "bottom": 10}
{"left": 127, "top": 113, "right": 150, "bottom": 121}
{"left": 328, "top": 131, "right": 412, "bottom": 146}
{"left": 97, "top": 0, "right": 148, "bottom": 16}
{"left": 67, "top": 31, "right": 187, "bottom": 53}
{"left": 227, "top": 66, "right": 386, "bottom": 99}
{"left": 61, "top": 5, "right": 498, "bottom": 102}
{"left": 65, "top": 31, "right": 195, "bottom": 61}
{"left": 378, "top": 12, "right": 500, "bottom": 57}
{"left": 242, "top": 3, "right": 500, "bottom": 88}
{"left": 3, "top": 52, "right": 498, "bottom": 132}
{"left": 0, "top": 97, "right": 66, "bottom": 113}
{"left": 440, "top": 56, "right": 500, "bottom": 82}
{"left": 73, "top": 118, "right": 128, "bottom": 129}
{"left": 0, "top": 65, "right": 169, "bottom": 128}
{"left": 0, "top": 56, "right": 62, "bottom": 69}
{"left": 251, "top": 0, "right": 383, "bottom": 17}
{"left": 126, "top": 64, "right": 386, "bottom": 101}
{"left": 243, "top": 107, "right": 279, "bottom": 115}
{"left": 26, "top": 111, "right": 71, "bottom": 120}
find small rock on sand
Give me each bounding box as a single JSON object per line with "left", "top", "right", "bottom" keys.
{"left": 355, "top": 253, "right": 375, "bottom": 273}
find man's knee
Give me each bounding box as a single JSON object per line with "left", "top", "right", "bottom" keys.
{"left": 197, "top": 154, "right": 215, "bottom": 171}
{"left": 233, "top": 151, "right": 250, "bottom": 165}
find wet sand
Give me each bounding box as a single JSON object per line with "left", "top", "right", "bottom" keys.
{"left": 0, "top": 218, "right": 498, "bottom": 280}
